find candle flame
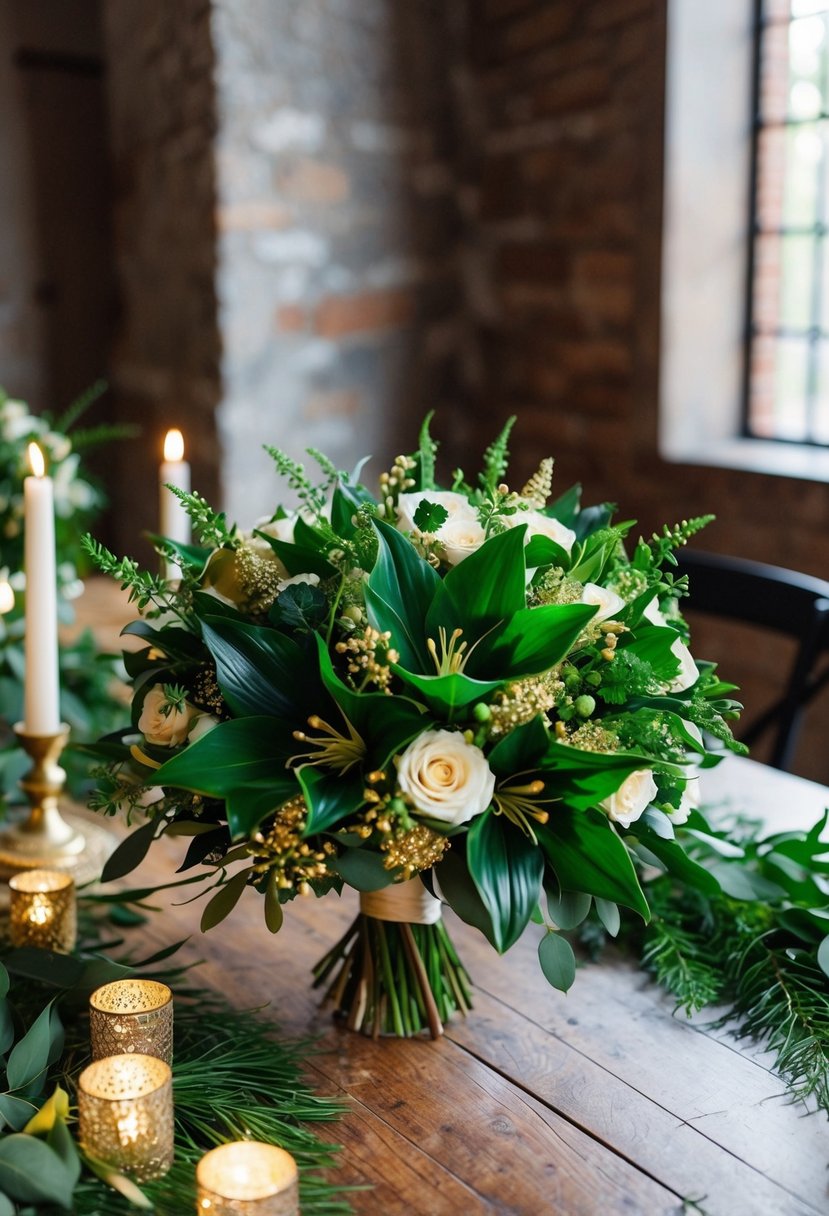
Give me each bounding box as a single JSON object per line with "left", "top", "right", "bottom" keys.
{"left": 28, "top": 443, "right": 45, "bottom": 478}
{"left": 0, "top": 582, "right": 13, "bottom": 615}
{"left": 163, "top": 429, "right": 184, "bottom": 462}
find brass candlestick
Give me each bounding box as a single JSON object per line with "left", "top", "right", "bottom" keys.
{"left": 0, "top": 723, "right": 116, "bottom": 885}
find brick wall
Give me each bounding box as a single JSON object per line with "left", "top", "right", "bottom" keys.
{"left": 211, "top": 0, "right": 464, "bottom": 525}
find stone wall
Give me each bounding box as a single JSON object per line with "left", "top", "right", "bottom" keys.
{"left": 211, "top": 0, "right": 464, "bottom": 525}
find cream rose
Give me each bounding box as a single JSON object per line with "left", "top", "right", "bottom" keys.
{"left": 600, "top": 769, "right": 657, "bottom": 829}
{"left": 510, "top": 509, "right": 576, "bottom": 554}
{"left": 277, "top": 571, "right": 321, "bottom": 592}
{"left": 438, "top": 515, "right": 488, "bottom": 566}
{"left": 396, "top": 729, "right": 495, "bottom": 826}
{"left": 580, "top": 582, "right": 625, "bottom": 622}
{"left": 396, "top": 491, "right": 477, "bottom": 535}
{"left": 138, "top": 685, "right": 200, "bottom": 748}
{"left": 189, "top": 713, "right": 221, "bottom": 744}
{"left": 255, "top": 515, "right": 298, "bottom": 545}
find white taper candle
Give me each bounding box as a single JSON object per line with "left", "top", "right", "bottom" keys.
{"left": 23, "top": 443, "right": 60, "bottom": 734}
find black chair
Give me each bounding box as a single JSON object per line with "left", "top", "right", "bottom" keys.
{"left": 675, "top": 549, "right": 829, "bottom": 771}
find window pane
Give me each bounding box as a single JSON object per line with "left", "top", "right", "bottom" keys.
{"left": 781, "top": 232, "right": 816, "bottom": 327}
{"left": 791, "top": 1, "right": 829, "bottom": 19}
{"left": 773, "top": 335, "right": 811, "bottom": 438}
{"left": 813, "top": 340, "right": 829, "bottom": 439}
{"left": 788, "top": 16, "right": 826, "bottom": 119}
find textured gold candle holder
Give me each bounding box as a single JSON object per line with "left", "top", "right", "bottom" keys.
{"left": 196, "top": 1142, "right": 300, "bottom": 1215}
{"left": 0, "top": 724, "right": 116, "bottom": 885}
{"left": 8, "top": 868, "right": 76, "bottom": 951}
{"left": 77, "top": 1053, "right": 174, "bottom": 1182}
{"left": 90, "top": 979, "right": 173, "bottom": 1065}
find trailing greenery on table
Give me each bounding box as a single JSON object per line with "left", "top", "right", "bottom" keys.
{"left": 0, "top": 914, "right": 352, "bottom": 1213}
{"left": 82, "top": 414, "right": 749, "bottom": 1039}
{"left": 0, "top": 386, "right": 130, "bottom": 801}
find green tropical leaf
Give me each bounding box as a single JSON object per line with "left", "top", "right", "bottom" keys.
{"left": 297, "top": 767, "right": 365, "bottom": 835}
{"left": 202, "top": 616, "right": 320, "bottom": 719}
{"left": 632, "top": 830, "right": 721, "bottom": 896}
{"left": 0, "top": 1134, "right": 76, "bottom": 1207}
{"left": 524, "top": 534, "right": 571, "bottom": 570}
{"left": 537, "top": 742, "right": 671, "bottom": 811}
{"left": 390, "top": 667, "right": 503, "bottom": 717}
{"left": 471, "top": 602, "right": 597, "bottom": 680}
{"left": 254, "top": 532, "right": 336, "bottom": 578}
{"left": 426, "top": 526, "right": 528, "bottom": 638}
{"left": 466, "top": 810, "right": 544, "bottom": 952}
{"left": 537, "top": 809, "right": 650, "bottom": 920}
{"left": 154, "top": 717, "right": 293, "bottom": 797}
{"left": 538, "top": 931, "right": 576, "bottom": 993}
{"left": 226, "top": 778, "right": 296, "bottom": 840}
{"left": 488, "top": 715, "right": 551, "bottom": 778}
{"left": 366, "top": 519, "right": 440, "bottom": 670}
{"left": 434, "top": 846, "right": 496, "bottom": 944}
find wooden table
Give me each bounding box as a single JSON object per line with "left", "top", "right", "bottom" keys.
{"left": 79, "top": 583, "right": 829, "bottom": 1216}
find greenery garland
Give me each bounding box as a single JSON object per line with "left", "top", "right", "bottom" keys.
{"left": 0, "top": 912, "right": 353, "bottom": 1214}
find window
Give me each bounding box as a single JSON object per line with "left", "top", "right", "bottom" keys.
{"left": 747, "top": 0, "right": 829, "bottom": 445}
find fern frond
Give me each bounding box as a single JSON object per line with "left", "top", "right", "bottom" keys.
{"left": 55, "top": 379, "right": 108, "bottom": 433}
{"left": 168, "top": 487, "right": 238, "bottom": 549}
{"left": 479, "top": 416, "right": 516, "bottom": 493}
{"left": 417, "top": 411, "right": 438, "bottom": 491}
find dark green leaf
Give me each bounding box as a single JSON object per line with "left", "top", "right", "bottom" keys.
{"left": 0, "top": 1134, "right": 76, "bottom": 1207}
{"left": 270, "top": 582, "right": 328, "bottom": 633}
{"left": 391, "top": 667, "right": 503, "bottom": 717}
{"left": 471, "top": 602, "right": 597, "bottom": 679}
{"left": 537, "top": 810, "right": 650, "bottom": 921}
{"left": 332, "top": 848, "right": 396, "bottom": 891}
{"left": 202, "top": 616, "right": 319, "bottom": 719}
{"left": 154, "top": 717, "right": 293, "bottom": 797}
{"left": 200, "top": 869, "right": 253, "bottom": 932}
{"left": 426, "top": 526, "right": 528, "bottom": 638}
{"left": 467, "top": 810, "right": 544, "bottom": 952}
{"left": 366, "top": 519, "right": 440, "bottom": 670}
{"left": 226, "top": 778, "right": 296, "bottom": 840}
{"left": 709, "top": 863, "right": 787, "bottom": 902}
{"left": 0, "top": 1096, "right": 37, "bottom": 1131}
{"left": 0, "top": 1191, "right": 13, "bottom": 1215}
{"left": 633, "top": 831, "right": 721, "bottom": 896}
{"left": 488, "top": 715, "right": 550, "bottom": 777}
{"left": 0, "top": 1002, "right": 13, "bottom": 1056}
{"left": 101, "top": 817, "right": 158, "bottom": 883}
{"left": 413, "top": 499, "right": 449, "bottom": 533}
{"left": 47, "top": 1118, "right": 81, "bottom": 1189}
{"left": 254, "top": 532, "right": 336, "bottom": 579}
{"left": 538, "top": 932, "right": 576, "bottom": 993}
{"left": 297, "top": 767, "right": 365, "bottom": 835}
{"left": 0, "top": 964, "right": 9, "bottom": 1000}
{"left": 434, "top": 847, "right": 497, "bottom": 944}
{"left": 524, "top": 535, "right": 571, "bottom": 570}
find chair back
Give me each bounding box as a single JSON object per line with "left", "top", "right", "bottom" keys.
{"left": 675, "top": 549, "right": 829, "bottom": 771}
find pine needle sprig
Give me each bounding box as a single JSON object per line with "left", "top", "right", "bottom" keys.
{"left": 479, "top": 416, "right": 516, "bottom": 494}
{"left": 640, "top": 915, "right": 725, "bottom": 1015}
{"left": 54, "top": 380, "right": 108, "bottom": 434}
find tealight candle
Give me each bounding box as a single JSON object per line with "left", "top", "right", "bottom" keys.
{"left": 196, "top": 1141, "right": 299, "bottom": 1215}
{"left": 77, "top": 1053, "right": 174, "bottom": 1182}
{"left": 89, "top": 979, "right": 173, "bottom": 1065}
{"left": 9, "top": 869, "right": 76, "bottom": 951}
{"left": 159, "top": 428, "right": 191, "bottom": 580}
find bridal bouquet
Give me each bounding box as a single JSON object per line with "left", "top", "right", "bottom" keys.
{"left": 86, "top": 416, "right": 743, "bottom": 1037}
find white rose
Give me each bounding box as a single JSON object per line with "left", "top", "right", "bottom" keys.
{"left": 438, "top": 515, "right": 488, "bottom": 566}
{"left": 138, "top": 685, "right": 200, "bottom": 747}
{"left": 396, "top": 490, "right": 477, "bottom": 534}
{"left": 580, "top": 582, "right": 625, "bottom": 622}
{"left": 600, "top": 768, "right": 657, "bottom": 829}
{"left": 189, "top": 714, "right": 221, "bottom": 744}
{"left": 397, "top": 729, "right": 496, "bottom": 826}
{"left": 510, "top": 509, "right": 576, "bottom": 554}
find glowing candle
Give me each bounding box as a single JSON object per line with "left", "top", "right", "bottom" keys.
{"left": 0, "top": 580, "right": 13, "bottom": 614}
{"left": 196, "top": 1142, "right": 299, "bottom": 1215}
{"left": 159, "top": 428, "right": 191, "bottom": 580}
{"left": 89, "top": 979, "right": 173, "bottom": 1065}
{"left": 23, "top": 443, "right": 60, "bottom": 734}
{"left": 9, "top": 869, "right": 76, "bottom": 952}
{"left": 78, "top": 1054, "right": 174, "bottom": 1182}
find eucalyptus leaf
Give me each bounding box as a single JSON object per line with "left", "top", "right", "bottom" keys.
{"left": 594, "top": 898, "right": 621, "bottom": 937}
{"left": 817, "top": 934, "right": 829, "bottom": 980}
{"left": 200, "top": 869, "right": 253, "bottom": 933}
{"left": 545, "top": 888, "right": 592, "bottom": 931}
{"left": 0, "top": 1134, "right": 75, "bottom": 1207}
{"left": 6, "top": 1003, "right": 62, "bottom": 1093}
{"left": 332, "top": 848, "right": 396, "bottom": 892}
{"left": 101, "top": 817, "right": 158, "bottom": 883}
{"left": 265, "top": 872, "right": 284, "bottom": 934}
{"left": 538, "top": 932, "right": 576, "bottom": 993}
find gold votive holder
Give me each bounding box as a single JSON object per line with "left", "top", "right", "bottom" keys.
{"left": 196, "top": 1141, "right": 300, "bottom": 1215}
{"left": 90, "top": 979, "right": 174, "bottom": 1065}
{"left": 8, "top": 868, "right": 76, "bottom": 951}
{"left": 77, "top": 1053, "right": 174, "bottom": 1182}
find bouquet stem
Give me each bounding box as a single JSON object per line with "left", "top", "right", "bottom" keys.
{"left": 311, "top": 880, "right": 472, "bottom": 1039}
